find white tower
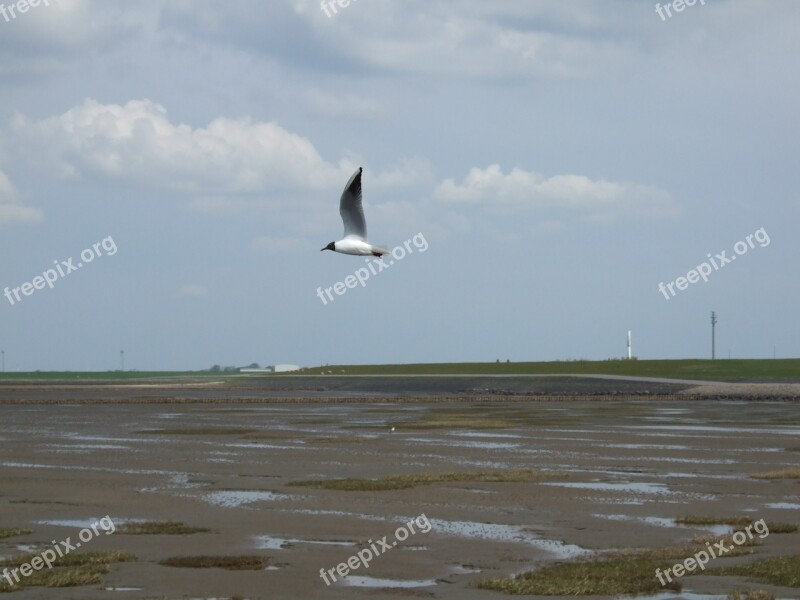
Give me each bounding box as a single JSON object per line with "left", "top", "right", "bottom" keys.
{"left": 627, "top": 330, "right": 632, "bottom": 360}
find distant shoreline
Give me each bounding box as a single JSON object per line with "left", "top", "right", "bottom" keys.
{"left": 1, "top": 375, "right": 799, "bottom": 403}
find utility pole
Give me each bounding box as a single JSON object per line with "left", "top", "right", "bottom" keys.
{"left": 120, "top": 350, "right": 125, "bottom": 372}
{"left": 1, "top": 350, "right": 4, "bottom": 373}
{"left": 711, "top": 311, "right": 717, "bottom": 360}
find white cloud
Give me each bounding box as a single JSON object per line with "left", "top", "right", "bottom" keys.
{"left": 282, "top": 1, "right": 642, "bottom": 81}
{"left": 435, "top": 164, "right": 679, "bottom": 221}
{"left": 0, "top": 169, "right": 43, "bottom": 224}
{"left": 8, "top": 99, "right": 434, "bottom": 218}
{"left": 10, "top": 98, "right": 355, "bottom": 198}
{"left": 0, "top": 0, "right": 153, "bottom": 79}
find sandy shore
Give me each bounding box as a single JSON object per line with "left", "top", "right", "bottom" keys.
{"left": 1, "top": 379, "right": 799, "bottom": 599}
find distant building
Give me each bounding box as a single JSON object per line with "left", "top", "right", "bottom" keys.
{"left": 273, "top": 364, "right": 301, "bottom": 373}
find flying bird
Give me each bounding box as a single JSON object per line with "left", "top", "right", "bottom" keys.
{"left": 321, "top": 167, "right": 389, "bottom": 257}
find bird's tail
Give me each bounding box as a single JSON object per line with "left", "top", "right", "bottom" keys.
{"left": 371, "top": 245, "right": 391, "bottom": 257}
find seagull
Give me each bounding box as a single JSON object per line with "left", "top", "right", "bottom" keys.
{"left": 321, "top": 167, "right": 389, "bottom": 257}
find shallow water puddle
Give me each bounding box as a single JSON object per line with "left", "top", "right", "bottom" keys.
{"left": 284, "top": 509, "right": 590, "bottom": 559}
{"left": 622, "top": 425, "right": 800, "bottom": 436}
{"left": 543, "top": 481, "right": 672, "bottom": 495}
{"left": 766, "top": 502, "right": 800, "bottom": 509}
{"left": 450, "top": 564, "right": 481, "bottom": 574}
{"left": 451, "top": 432, "right": 522, "bottom": 439}
{"left": 593, "top": 514, "right": 732, "bottom": 536}
{"left": 44, "top": 443, "right": 130, "bottom": 451}
{"left": 342, "top": 575, "right": 437, "bottom": 588}
{"left": 204, "top": 490, "right": 292, "bottom": 508}
{"left": 603, "top": 443, "right": 690, "bottom": 450}
{"left": 428, "top": 518, "right": 591, "bottom": 559}
{"left": 255, "top": 535, "right": 354, "bottom": 550}
{"left": 225, "top": 442, "right": 309, "bottom": 451}
{"left": 37, "top": 517, "right": 139, "bottom": 528}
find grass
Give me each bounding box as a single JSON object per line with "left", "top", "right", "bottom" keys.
{"left": 0, "top": 551, "right": 134, "bottom": 569}
{"left": 289, "top": 469, "right": 566, "bottom": 491}
{"left": 678, "top": 515, "right": 797, "bottom": 534}
{"left": 0, "top": 371, "right": 236, "bottom": 382}
{"left": 729, "top": 591, "right": 776, "bottom": 600}
{"left": 118, "top": 521, "right": 210, "bottom": 535}
{"left": 714, "top": 555, "right": 800, "bottom": 588}
{"left": 298, "top": 358, "right": 800, "bottom": 381}
{"left": 158, "top": 555, "right": 268, "bottom": 570}
{"left": 0, "top": 552, "right": 135, "bottom": 592}
{"left": 786, "top": 446, "right": 800, "bottom": 452}
{"left": 751, "top": 468, "right": 800, "bottom": 479}
{"left": 387, "top": 405, "right": 588, "bottom": 431}
{"left": 691, "top": 532, "right": 760, "bottom": 553}
{"left": 478, "top": 534, "right": 757, "bottom": 596}
{"left": 0, "top": 528, "right": 31, "bottom": 540}
{"left": 765, "top": 522, "right": 798, "bottom": 533}
{"left": 478, "top": 549, "right": 686, "bottom": 596}
{"left": 3, "top": 358, "right": 800, "bottom": 382}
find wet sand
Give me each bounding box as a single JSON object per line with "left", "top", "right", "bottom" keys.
{"left": 1, "top": 378, "right": 799, "bottom": 599}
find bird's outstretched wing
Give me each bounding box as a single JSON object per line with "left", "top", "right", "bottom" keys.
{"left": 339, "top": 167, "right": 367, "bottom": 240}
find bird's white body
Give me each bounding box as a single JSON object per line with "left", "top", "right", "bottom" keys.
{"left": 321, "top": 167, "right": 389, "bottom": 257}
{"left": 333, "top": 235, "right": 383, "bottom": 256}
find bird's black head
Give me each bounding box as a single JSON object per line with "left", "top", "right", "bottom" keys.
{"left": 321, "top": 242, "right": 336, "bottom": 252}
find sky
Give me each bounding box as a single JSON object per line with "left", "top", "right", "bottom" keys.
{"left": 0, "top": 0, "right": 798, "bottom": 371}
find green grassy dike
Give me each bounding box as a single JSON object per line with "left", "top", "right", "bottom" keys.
{"left": 0, "top": 358, "right": 798, "bottom": 382}
{"left": 300, "top": 359, "right": 800, "bottom": 381}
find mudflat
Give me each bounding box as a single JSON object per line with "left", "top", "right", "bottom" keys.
{"left": 1, "top": 378, "right": 799, "bottom": 599}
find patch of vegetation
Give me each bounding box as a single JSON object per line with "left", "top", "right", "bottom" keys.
{"left": 0, "top": 371, "right": 235, "bottom": 382}
{"left": 478, "top": 533, "right": 757, "bottom": 596}
{"left": 0, "top": 552, "right": 135, "bottom": 592}
{"left": 751, "top": 468, "right": 800, "bottom": 480}
{"left": 478, "top": 553, "right": 682, "bottom": 595}
{"left": 0, "top": 528, "right": 31, "bottom": 540}
{"left": 691, "top": 533, "right": 759, "bottom": 554}
{"left": 729, "top": 590, "right": 775, "bottom": 600}
{"left": 714, "top": 555, "right": 800, "bottom": 588}
{"left": 118, "top": 521, "right": 210, "bottom": 535}
{"left": 676, "top": 515, "right": 753, "bottom": 526}
{"left": 134, "top": 427, "right": 257, "bottom": 436}
{"left": 785, "top": 446, "right": 800, "bottom": 452}
{"left": 0, "top": 551, "right": 134, "bottom": 569}
{"left": 674, "top": 516, "right": 794, "bottom": 536}
{"left": 765, "top": 522, "right": 798, "bottom": 534}
{"left": 289, "top": 469, "right": 567, "bottom": 491}
{"left": 158, "top": 555, "right": 268, "bottom": 570}
{"left": 386, "top": 405, "right": 583, "bottom": 430}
